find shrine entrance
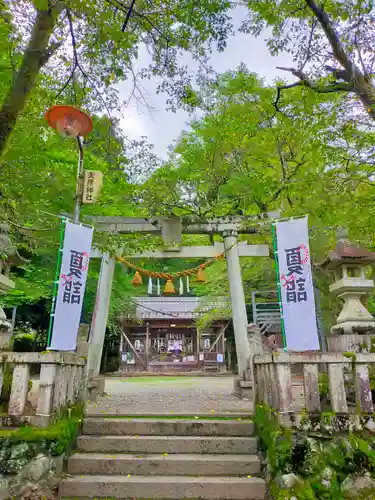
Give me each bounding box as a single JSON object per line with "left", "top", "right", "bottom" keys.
{"left": 86, "top": 213, "right": 279, "bottom": 380}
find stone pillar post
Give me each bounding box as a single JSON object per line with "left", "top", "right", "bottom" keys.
{"left": 76, "top": 324, "right": 90, "bottom": 357}
{"left": 87, "top": 254, "right": 116, "bottom": 377}
{"left": 0, "top": 309, "right": 12, "bottom": 350}
{"left": 223, "top": 230, "right": 251, "bottom": 379}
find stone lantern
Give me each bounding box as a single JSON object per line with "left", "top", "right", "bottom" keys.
{"left": 320, "top": 232, "right": 375, "bottom": 352}
{"left": 0, "top": 227, "right": 25, "bottom": 349}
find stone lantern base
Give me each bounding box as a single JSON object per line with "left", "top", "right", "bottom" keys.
{"left": 328, "top": 333, "right": 375, "bottom": 353}
{"left": 331, "top": 291, "right": 375, "bottom": 334}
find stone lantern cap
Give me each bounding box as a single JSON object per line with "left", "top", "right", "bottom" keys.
{"left": 320, "top": 238, "right": 375, "bottom": 271}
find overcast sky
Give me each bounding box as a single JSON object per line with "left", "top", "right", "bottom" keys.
{"left": 117, "top": 7, "right": 293, "bottom": 159}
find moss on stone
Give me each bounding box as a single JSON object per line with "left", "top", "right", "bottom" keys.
{"left": 255, "top": 404, "right": 375, "bottom": 499}
{"left": 0, "top": 404, "right": 83, "bottom": 459}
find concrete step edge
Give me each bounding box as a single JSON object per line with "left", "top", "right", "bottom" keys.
{"left": 84, "top": 417, "right": 253, "bottom": 423}
{"left": 61, "top": 475, "right": 266, "bottom": 482}
{"left": 76, "top": 435, "right": 258, "bottom": 454}
{"left": 59, "top": 475, "right": 266, "bottom": 499}
{"left": 69, "top": 453, "right": 260, "bottom": 461}
{"left": 82, "top": 418, "right": 255, "bottom": 437}
{"left": 67, "top": 453, "right": 261, "bottom": 476}
{"left": 85, "top": 413, "right": 254, "bottom": 419}
{"left": 78, "top": 435, "right": 257, "bottom": 440}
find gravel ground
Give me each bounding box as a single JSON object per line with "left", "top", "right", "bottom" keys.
{"left": 86, "top": 376, "right": 254, "bottom": 415}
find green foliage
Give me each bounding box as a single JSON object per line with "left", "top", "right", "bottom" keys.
{"left": 256, "top": 404, "right": 375, "bottom": 500}
{"left": 245, "top": 0, "right": 375, "bottom": 122}
{"left": 0, "top": 0, "right": 234, "bottom": 162}
{"left": 2, "top": 2, "right": 375, "bottom": 364}
{"left": 318, "top": 372, "right": 329, "bottom": 399}
{"left": 271, "top": 480, "right": 317, "bottom": 500}
{"left": 0, "top": 365, "right": 13, "bottom": 408}
{"left": 255, "top": 405, "right": 293, "bottom": 476}
{"left": 0, "top": 404, "right": 84, "bottom": 458}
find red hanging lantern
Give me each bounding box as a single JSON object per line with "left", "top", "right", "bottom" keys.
{"left": 45, "top": 105, "right": 93, "bottom": 138}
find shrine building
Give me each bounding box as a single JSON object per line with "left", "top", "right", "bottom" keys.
{"left": 120, "top": 297, "right": 229, "bottom": 373}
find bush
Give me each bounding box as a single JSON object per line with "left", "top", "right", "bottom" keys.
{"left": 0, "top": 365, "right": 13, "bottom": 407}
{"left": 256, "top": 404, "right": 375, "bottom": 500}
{"left": 12, "top": 323, "right": 47, "bottom": 353}
{"left": 318, "top": 372, "right": 329, "bottom": 398}
{"left": 103, "top": 354, "right": 120, "bottom": 373}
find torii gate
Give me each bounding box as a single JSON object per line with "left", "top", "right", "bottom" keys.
{"left": 87, "top": 213, "right": 279, "bottom": 379}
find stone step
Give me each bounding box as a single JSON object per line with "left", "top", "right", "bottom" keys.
{"left": 68, "top": 452, "right": 261, "bottom": 476}
{"left": 85, "top": 412, "right": 254, "bottom": 419}
{"left": 83, "top": 418, "right": 254, "bottom": 437}
{"left": 77, "top": 435, "right": 257, "bottom": 454}
{"left": 59, "top": 475, "right": 266, "bottom": 499}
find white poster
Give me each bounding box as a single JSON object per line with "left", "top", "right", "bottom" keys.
{"left": 275, "top": 217, "right": 319, "bottom": 351}
{"left": 50, "top": 221, "right": 94, "bottom": 351}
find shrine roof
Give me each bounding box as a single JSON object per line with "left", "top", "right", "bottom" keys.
{"left": 129, "top": 296, "right": 229, "bottom": 320}
{"left": 320, "top": 238, "right": 375, "bottom": 270}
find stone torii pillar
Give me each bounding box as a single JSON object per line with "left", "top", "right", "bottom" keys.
{"left": 87, "top": 253, "right": 116, "bottom": 377}
{"left": 223, "top": 230, "right": 251, "bottom": 379}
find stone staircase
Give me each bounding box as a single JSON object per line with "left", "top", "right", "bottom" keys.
{"left": 59, "top": 414, "right": 266, "bottom": 499}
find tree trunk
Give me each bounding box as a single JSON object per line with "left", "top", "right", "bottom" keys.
{"left": 305, "top": 0, "right": 375, "bottom": 120}
{"left": 0, "top": 3, "right": 63, "bottom": 157}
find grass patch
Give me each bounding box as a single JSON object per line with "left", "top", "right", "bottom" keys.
{"left": 0, "top": 404, "right": 84, "bottom": 455}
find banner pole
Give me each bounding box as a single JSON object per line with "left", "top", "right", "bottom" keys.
{"left": 271, "top": 222, "right": 287, "bottom": 351}
{"left": 47, "top": 216, "right": 66, "bottom": 347}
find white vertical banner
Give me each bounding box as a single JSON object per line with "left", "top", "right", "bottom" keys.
{"left": 50, "top": 221, "right": 94, "bottom": 351}
{"left": 275, "top": 217, "right": 320, "bottom": 351}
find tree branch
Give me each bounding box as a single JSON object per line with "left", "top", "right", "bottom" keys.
{"left": 274, "top": 66, "right": 355, "bottom": 113}
{"left": 277, "top": 66, "right": 355, "bottom": 92}
{"left": 0, "top": 2, "right": 63, "bottom": 157}
{"left": 304, "top": 0, "right": 356, "bottom": 75}
{"left": 121, "top": 0, "right": 137, "bottom": 32}
{"left": 274, "top": 82, "right": 303, "bottom": 113}
{"left": 301, "top": 19, "right": 317, "bottom": 71}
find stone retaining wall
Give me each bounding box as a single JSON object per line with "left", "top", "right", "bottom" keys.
{"left": 0, "top": 447, "right": 65, "bottom": 499}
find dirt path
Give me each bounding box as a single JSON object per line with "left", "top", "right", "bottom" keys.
{"left": 86, "top": 376, "right": 253, "bottom": 415}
